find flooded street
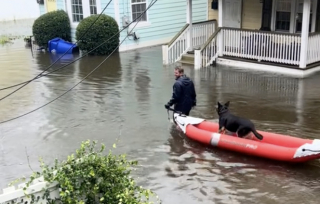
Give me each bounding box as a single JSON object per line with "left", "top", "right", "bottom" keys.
{"left": 1, "top": 39, "right": 320, "bottom": 203}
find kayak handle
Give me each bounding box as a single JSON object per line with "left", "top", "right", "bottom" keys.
{"left": 165, "top": 107, "right": 186, "bottom": 116}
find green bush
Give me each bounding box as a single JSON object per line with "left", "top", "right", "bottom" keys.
{"left": 32, "top": 10, "right": 71, "bottom": 47}
{"left": 75, "top": 14, "right": 120, "bottom": 55}
{"left": 9, "top": 140, "right": 160, "bottom": 204}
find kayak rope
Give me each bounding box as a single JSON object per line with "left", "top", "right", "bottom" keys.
{"left": 166, "top": 107, "right": 187, "bottom": 126}
{"left": 302, "top": 148, "right": 320, "bottom": 153}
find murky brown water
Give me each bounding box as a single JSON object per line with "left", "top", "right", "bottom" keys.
{"left": 1, "top": 39, "right": 320, "bottom": 203}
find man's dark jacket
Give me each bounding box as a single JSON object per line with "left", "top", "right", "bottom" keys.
{"left": 167, "top": 75, "right": 196, "bottom": 114}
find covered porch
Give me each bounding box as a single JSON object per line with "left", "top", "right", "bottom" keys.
{"left": 163, "top": 0, "right": 320, "bottom": 77}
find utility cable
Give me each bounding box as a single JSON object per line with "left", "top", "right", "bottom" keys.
{"left": 0, "top": 0, "right": 157, "bottom": 125}
{"left": 0, "top": 0, "right": 149, "bottom": 92}
{"left": 0, "top": 0, "right": 114, "bottom": 101}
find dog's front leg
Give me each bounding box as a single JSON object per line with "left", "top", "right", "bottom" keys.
{"left": 218, "top": 126, "right": 226, "bottom": 134}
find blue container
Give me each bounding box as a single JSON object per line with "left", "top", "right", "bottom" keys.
{"left": 48, "top": 37, "right": 78, "bottom": 54}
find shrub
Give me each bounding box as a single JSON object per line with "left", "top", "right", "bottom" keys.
{"left": 32, "top": 10, "right": 71, "bottom": 47}
{"left": 75, "top": 14, "right": 120, "bottom": 55}
{"left": 9, "top": 140, "right": 160, "bottom": 204}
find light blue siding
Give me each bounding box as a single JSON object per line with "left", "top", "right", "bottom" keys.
{"left": 118, "top": 0, "right": 208, "bottom": 48}
{"left": 39, "top": 5, "right": 46, "bottom": 15}
{"left": 57, "top": 0, "right": 65, "bottom": 10}
{"left": 102, "top": 0, "right": 115, "bottom": 19}
{"left": 39, "top": 0, "right": 207, "bottom": 51}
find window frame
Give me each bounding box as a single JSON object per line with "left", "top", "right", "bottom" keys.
{"left": 274, "top": 0, "right": 291, "bottom": 32}
{"left": 271, "top": 0, "right": 317, "bottom": 33}
{"left": 66, "top": 0, "right": 102, "bottom": 29}
{"left": 129, "top": 0, "right": 151, "bottom": 28}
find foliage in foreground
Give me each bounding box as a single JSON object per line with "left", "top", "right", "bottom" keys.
{"left": 9, "top": 140, "right": 160, "bottom": 204}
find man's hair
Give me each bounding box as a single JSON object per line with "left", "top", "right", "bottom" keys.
{"left": 175, "top": 66, "right": 184, "bottom": 74}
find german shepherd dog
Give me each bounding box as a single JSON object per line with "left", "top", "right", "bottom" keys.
{"left": 216, "top": 101, "right": 263, "bottom": 140}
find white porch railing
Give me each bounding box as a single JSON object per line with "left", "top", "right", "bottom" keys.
{"left": 191, "top": 20, "right": 216, "bottom": 49}
{"left": 195, "top": 28, "right": 303, "bottom": 69}
{"left": 307, "top": 32, "right": 320, "bottom": 65}
{"left": 162, "top": 20, "right": 216, "bottom": 64}
{"left": 195, "top": 28, "right": 221, "bottom": 68}
{"left": 0, "top": 176, "right": 59, "bottom": 203}
{"left": 222, "top": 28, "right": 301, "bottom": 65}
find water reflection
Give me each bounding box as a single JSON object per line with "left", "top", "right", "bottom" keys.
{"left": 2, "top": 41, "right": 320, "bottom": 204}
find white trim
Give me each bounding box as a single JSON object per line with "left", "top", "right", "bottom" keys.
{"left": 129, "top": 0, "right": 151, "bottom": 28}
{"left": 119, "top": 36, "right": 172, "bottom": 52}
{"left": 299, "top": 0, "right": 311, "bottom": 68}
{"left": 271, "top": 0, "right": 316, "bottom": 34}
{"left": 216, "top": 58, "right": 320, "bottom": 78}
{"left": 218, "top": 0, "right": 223, "bottom": 27}
{"left": 43, "top": 0, "right": 48, "bottom": 13}
{"left": 96, "top": 1, "right": 102, "bottom": 17}
{"left": 66, "top": 0, "right": 102, "bottom": 29}
{"left": 311, "top": 0, "right": 317, "bottom": 32}
{"left": 114, "top": 0, "right": 120, "bottom": 27}
{"left": 128, "top": 21, "right": 151, "bottom": 29}
{"left": 186, "top": 0, "right": 192, "bottom": 51}
{"left": 206, "top": 0, "right": 209, "bottom": 21}
{"left": 64, "top": 0, "right": 67, "bottom": 11}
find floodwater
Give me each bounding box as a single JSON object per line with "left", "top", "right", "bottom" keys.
{"left": 1, "top": 39, "right": 320, "bottom": 204}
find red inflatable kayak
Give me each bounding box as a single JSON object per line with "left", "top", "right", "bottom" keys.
{"left": 173, "top": 113, "right": 320, "bottom": 163}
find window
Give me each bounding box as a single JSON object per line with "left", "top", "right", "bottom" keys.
{"left": 275, "top": 0, "right": 291, "bottom": 31}
{"left": 295, "top": 0, "right": 312, "bottom": 33}
{"left": 131, "top": 0, "right": 147, "bottom": 22}
{"left": 90, "top": 0, "right": 97, "bottom": 15}
{"left": 71, "top": 0, "right": 83, "bottom": 22}
{"left": 67, "top": 0, "right": 101, "bottom": 27}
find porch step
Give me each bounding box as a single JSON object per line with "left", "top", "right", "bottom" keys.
{"left": 179, "top": 53, "right": 194, "bottom": 65}
{"left": 179, "top": 60, "right": 195, "bottom": 65}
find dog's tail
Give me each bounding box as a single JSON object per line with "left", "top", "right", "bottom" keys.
{"left": 252, "top": 130, "right": 263, "bottom": 140}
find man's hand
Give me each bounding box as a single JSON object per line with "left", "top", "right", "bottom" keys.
{"left": 164, "top": 103, "right": 171, "bottom": 109}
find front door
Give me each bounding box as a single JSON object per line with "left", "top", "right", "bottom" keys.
{"left": 223, "top": 0, "right": 242, "bottom": 28}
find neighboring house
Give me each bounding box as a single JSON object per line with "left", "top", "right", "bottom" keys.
{"left": 162, "top": 0, "right": 320, "bottom": 78}
{"left": 36, "top": 0, "right": 210, "bottom": 52}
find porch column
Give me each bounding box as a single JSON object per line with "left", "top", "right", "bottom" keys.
{"left": 218, "top": 0, "right": 223, "bottom": 56}
{"left": 299, "top": 0, "right": 311, "bottom": 69}
{"left": 311, "top": 0, "right": 318, "bottom": 32}
{"left": 218, "top": 0, "right": 223, "bottom": 27}
{"left": 186, "top": 0, "right": 193, "bottom": 51}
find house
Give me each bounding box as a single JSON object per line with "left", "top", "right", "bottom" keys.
{"left": 162, "top": 0, "right": 320, "bottom": 78}
{"left": 36, "top": 0, "right": 209, "bottom": 52}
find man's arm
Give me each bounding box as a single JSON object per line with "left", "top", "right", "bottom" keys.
{"left": 167, "top": 82, "right": 182, "bottom": 106}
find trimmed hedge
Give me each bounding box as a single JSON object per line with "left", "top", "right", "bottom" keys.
{"left": 75, "top": 14, "right": 120, "bottom": 55}
{"left": 32, "top": 10, "right": 71, "bottom": 48}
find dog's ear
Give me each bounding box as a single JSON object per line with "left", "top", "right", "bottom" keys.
{"left": 225, "top": 101, "right": 230, "bottom": 107}
{"left": 217, "top": 101, "right": 222, "bottom": 108}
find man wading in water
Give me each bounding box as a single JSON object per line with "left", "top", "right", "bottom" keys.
{"left": 165, "top": 66, "right": 197, "bottom": 121}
